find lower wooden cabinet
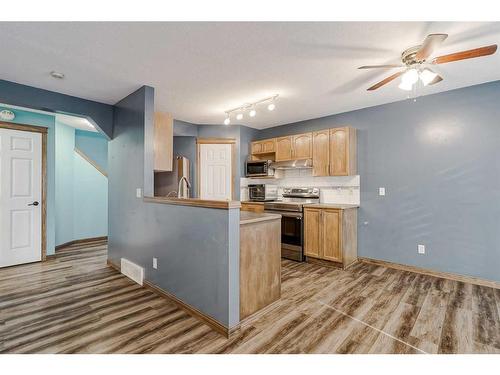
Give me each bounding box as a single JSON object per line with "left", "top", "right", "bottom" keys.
{"left": 304, "top": 207, "right": 357, "bottom": 268}
{"left": 241, "top": 202, "right": 265, "bottom": 213}
{"left": 304, "top": 209, "right": 321, "bottom": 258}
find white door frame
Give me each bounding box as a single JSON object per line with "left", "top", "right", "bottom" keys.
{"left": 196, "top": 138, "right": 236, "bottom": 200}
{"left": 0, "top": 122, "right": 47, "bottom": 263}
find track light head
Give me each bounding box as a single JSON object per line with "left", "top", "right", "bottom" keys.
{"left": 236, "top": 113, "right": 244, "bottom": 121}
{"left": 224, "top": 116, "right": 230, "bottom": 125}
{"left": 267, "top": 103, "right": 276, "bottom": 111}
{"left": 249, "top": 108, "right": 256, "bottom": 117}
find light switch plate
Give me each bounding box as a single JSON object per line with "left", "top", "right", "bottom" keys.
{"left": 136, "top": 188, "right": 142, "bottom": 198}
{"left": 379, "top": 187, "right": 386, "bottom": 196}
{"left": 153, "top": 257, "right": 158, "bottom": 269}
{"left": 418, "top": 244, "right": 425, "bottom": 254}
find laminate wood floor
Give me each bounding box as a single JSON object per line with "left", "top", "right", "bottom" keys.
{"left": 1, "top": 241, "right": 499, "bottom": 354}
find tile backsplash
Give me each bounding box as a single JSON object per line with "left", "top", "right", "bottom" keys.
{"left": 240, "top": 169, "right": 360, "bottom": 205}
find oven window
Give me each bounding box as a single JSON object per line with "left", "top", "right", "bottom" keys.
{"left": 281, "top": 216, "right": 302, "bottom": 247}
{"left": 249, "top": 186, "right": 265, "bottom": 200}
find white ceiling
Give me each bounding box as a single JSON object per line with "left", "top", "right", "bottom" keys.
{"left": 56, "top": 113, "right": 97, "bottom": 132}
{"left": 0, "top": 22, "right": 499, "bottom": 129}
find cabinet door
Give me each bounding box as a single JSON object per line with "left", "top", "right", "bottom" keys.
{"left": 292, "top": 133, "right": 312, "bottom": 159}
{"left": 312, "top": 130, "right": 329, "bottom": 176}
{"left": 275, "top": 136, "right": 293, "bottom": 161}
{"left": 322, "top": 209, "right": 342, "bottom": 262}
{"left": 241, "top": 202, "right": 264, "bottom": 213}
{"left": 329, "top": 127, "right": 348, "bottom": 176}
{"left": 262, "top": 139, "right": 276, "bottom": 153}
{"left": 251, "top": 141, "right": 263, "bottom": 154}
{"left": 153, "top": 112, "right": 173, "bottom": 172}
{"left": 304, "top": 209, "right": 321, "bottom": 258}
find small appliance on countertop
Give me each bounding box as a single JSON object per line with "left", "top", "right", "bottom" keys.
{"left": 248, "top": 184, "right": 278, "bottom": 202}
{"left": 264, "top": 187, "right": 320, "bottom": 262}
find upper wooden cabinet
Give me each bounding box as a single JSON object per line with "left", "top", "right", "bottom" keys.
{"left": 274, "top": 133, "right": 312, "bottom": 161}
{"left": 312, "top": 126, "right": 357, "bottom": 176}
{"left": 292, "top": 133, "right": 312, "bottom": 159}
{"left": 249, "top": 127, "right": 355, "bottom": 175}
{"left": 251, "top": 139, "right": 276, "bottom": 155}
{"left": 275, "top": 136, "right": 293, "bottom": 161}
{"left": 261, "top": 139, "right": 276, "bottom": 153}
{"left": 312, "top": 129, "right": 330, "bottom": 176}
{"left": 304, "top": 207, "right": 358, "bottom": 269}
{"left": 153, "top": 112, "right": 173, "bottom": 172}
{"left": 330, "top": 127, "right": 356, "bottom": 176}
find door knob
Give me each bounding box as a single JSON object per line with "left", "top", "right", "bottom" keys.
{"left": 28, "top": 201, "right": 39, "bottom": 206}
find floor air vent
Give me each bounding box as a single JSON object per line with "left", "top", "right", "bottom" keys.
{"left": 120, "top": 258, "right": 144, "bottom": 285}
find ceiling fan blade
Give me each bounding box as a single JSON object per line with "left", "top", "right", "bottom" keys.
{"left": 415, "top": 33, "right": 448, "bottom": 61}
{"left": 432, "top": 44, "right": 497, "bottom": 64}
{"left": 358, "top": 64, "right": 403, "bottom": 69}
{"left": 367, "top": 71, "right": 403, "bottom": 91}
{"left": 428, "top": 75, "right": 443, "bottom": 85}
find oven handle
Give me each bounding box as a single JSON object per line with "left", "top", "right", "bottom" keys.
{"left": 264, "top": 210, "right": 303, "bottom": 219}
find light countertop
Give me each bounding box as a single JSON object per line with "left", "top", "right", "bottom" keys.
{"left": 303, "top": 203, "right": 359, "bottom": 209}
{"left": 240, "top": 211, "right": 281, "bottom": 225}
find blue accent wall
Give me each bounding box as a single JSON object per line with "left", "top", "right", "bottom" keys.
{"left": 255, "top": 81, "right": 500, "bottom": 282}
{"left": 55, "top": 123, "right": 76, "bottom": 246}
{"left": 0, "top": 106, "right": 56, "bottom": 255}
{"left": 0, "top": 79, "right": 114, "bottom": 139}
{"left": 75, "top": 129, "right": 109, "bottom": 173}
{"left": 55, "top": 122, "right": 108, "bottom": 246}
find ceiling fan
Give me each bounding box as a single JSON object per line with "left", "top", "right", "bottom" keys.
{"left": 359, "top": 34, "right": 497, "bottom": 91}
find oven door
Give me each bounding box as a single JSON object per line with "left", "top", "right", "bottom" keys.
{"left": 265, "top": 210, "right": 304, "bottom": 262}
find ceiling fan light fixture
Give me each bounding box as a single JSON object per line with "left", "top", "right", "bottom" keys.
{"left": 419, "top": 68, "right": 438, "bottom": 86}
{"left": 398, "top": 80, "right": 413, "bottom": 91}
{"left": 401, "top": 68, "right": 419, "bottom": 85}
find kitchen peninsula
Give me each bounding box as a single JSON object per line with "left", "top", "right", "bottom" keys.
{"left": 142, "top": 196, "right": 282, "bottom": 330}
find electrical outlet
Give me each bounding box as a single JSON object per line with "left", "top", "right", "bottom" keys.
{"left": 418, "top": 244, "right": 425, "bottom": 254}
{"left": 136, "top": 188, "right": 142, "bottom": 198}
{"left": 379, "top": 187, "right": 386, "bottom": 196}
{"left": 153, "top": 257, "right": 158, "bottom": 269}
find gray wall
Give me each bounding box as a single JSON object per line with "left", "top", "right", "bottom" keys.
{"left": 0, "top": 79, "right": 114, "bottom": 139}
{"left": 171, "top": 123, "right": 258, "bottom": 200}
{"left": 174, "top": 136, "right": 197, "bottom": 196}
{"left": 108, "top": 86, "right": 240, "bottom": 327}
{"left": 240, "top": 125, "right": 260, "bottom": 179}
{"left": 255, "top": 81, "right": 500, "bottom": 282}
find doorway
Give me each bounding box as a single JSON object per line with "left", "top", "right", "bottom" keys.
{"left": 197, "top": 138, "right": 235, "bottom": 201}
{"left": 0, "top": 123, "right": 47, "bottom": 267}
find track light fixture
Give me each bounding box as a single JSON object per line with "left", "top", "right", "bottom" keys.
{"left": 223, "top": 94, "right": 278, "bottom": 125}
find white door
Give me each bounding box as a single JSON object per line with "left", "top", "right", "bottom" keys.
{"left": 0, "top": 128, "right": 42, "bottom": 267}
{"left": 199, "top": 143, "right": 232, "bottom": 200}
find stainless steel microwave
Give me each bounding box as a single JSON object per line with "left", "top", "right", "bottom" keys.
{"left": 245, "top": 160, "right": 274, "bottom": 177}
